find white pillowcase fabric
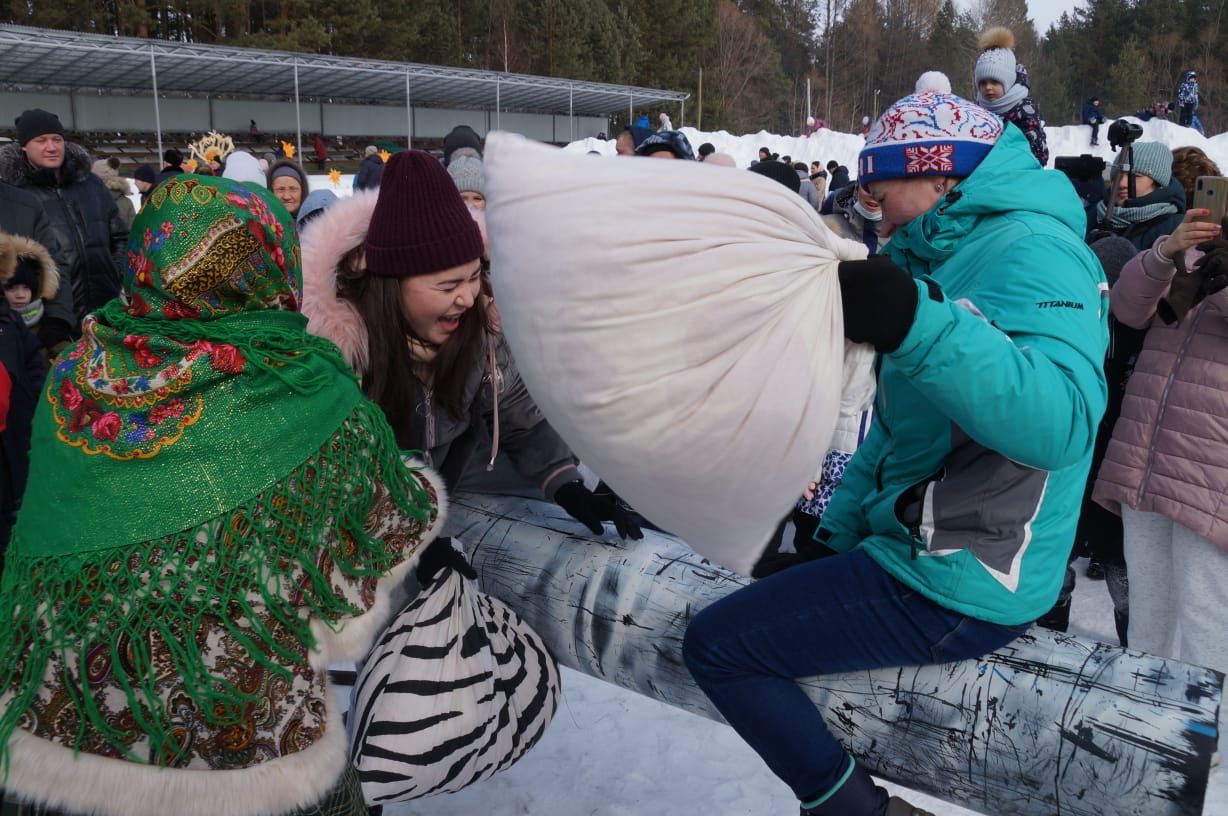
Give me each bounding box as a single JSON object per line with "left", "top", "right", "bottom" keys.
{"left": 483, "top": 133, "right": 869, "bottom": 575}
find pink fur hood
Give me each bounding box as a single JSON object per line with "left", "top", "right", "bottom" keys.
{"left": 299, "top": 190, "right": 379, "bottom": 372}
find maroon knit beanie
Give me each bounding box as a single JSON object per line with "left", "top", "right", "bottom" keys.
{"left": 364, "top": 149, "right": 483, "bottom": 278}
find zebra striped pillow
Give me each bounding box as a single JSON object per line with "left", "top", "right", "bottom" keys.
{"left": 349, "top": 553, "right": 561, "bottom": 804}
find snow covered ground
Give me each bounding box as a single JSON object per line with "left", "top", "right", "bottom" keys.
{"left": 385, "top": 555, "right": 1225, "bottom": 816}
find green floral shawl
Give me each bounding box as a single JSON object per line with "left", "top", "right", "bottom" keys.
{"left": 0, "top": 175, "right": 432, "bottom": 765}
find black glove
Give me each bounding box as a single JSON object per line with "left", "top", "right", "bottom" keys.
{"left": 554, "top": 481, "right": 644, "bottom": 540}
{"left": 837, "top": 256, "right": 919, "bottom": 353}
{"left": 1195, "top": 231, "right": 1228, "bottom": 295}
{"left": 415, "top": 536, "right": 477, "bottom": 586}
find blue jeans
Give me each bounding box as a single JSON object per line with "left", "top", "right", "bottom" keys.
{"left": 682, "top": 549, "right": 1029, "bottom": 805}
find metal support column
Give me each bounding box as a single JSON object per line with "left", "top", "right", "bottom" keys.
{"left": 150, "top": 45, "right": 163, "bottom": 161}
{"left": 405, "top": 70, "right": 413, "bottom": 146}
{"left": 495, "top": 79, "right": 501, "bottom": 130}
{"left": 680, "top": 99, "right": 685, "bottom": 130}
{"left": 628, "top": 93, "right": 633, "bottom": 122}
{"left": 569, "top": 84, "right": 575, "bottom": 141}
{"left": 293, "top": 58, "right": 303, "bottom": 163}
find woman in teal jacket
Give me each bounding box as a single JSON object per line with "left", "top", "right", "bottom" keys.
{"left": 684, "top": 91, "right": 1108, "bottom": 816}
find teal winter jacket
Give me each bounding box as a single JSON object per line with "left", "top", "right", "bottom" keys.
{"left": 820, "top": 125, "right": 1109, "bottom": 625}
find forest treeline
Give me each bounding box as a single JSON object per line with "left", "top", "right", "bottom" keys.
{"left": 2, "top": 0, "right": 1221, "bottom": 135}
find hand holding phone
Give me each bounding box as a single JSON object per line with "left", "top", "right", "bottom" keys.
{"left": 1160, "top": 208, "right": 1222, "bottom": 262}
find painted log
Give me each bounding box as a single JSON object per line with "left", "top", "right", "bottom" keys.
{"left": 446, "top": 491, "right": 1224, "bottom": 816}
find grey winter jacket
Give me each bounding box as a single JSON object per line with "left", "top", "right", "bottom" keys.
{"left": 0, "top": 142, "right": 125, "bottom": 322}
{"left": 820, "top": 182, "right": 882, "bottom": 254}
{"left": 1093, "top": 238, "right": 1228, "bottom": 553}
{"left": 411, "top": 332, "right": 583, "bottom": 500}
{"left": 796, "top": 174, "right": 821, "bottom": 211}
{"left": 102, "top": 175, "right": 136, "bottom": 228}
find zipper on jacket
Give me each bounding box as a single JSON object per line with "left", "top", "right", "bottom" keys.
{"left": 1136, "top": 307, "right": 1204, "bottom": 506}
{"left": 423, "top": 387, "right": 436, "bottom": 466}
{"left": 908, "top": 522, "right": 923, "bottom": 560}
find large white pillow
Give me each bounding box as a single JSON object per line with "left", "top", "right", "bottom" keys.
{"left": 484, "top": 133, "right": 868, "bottom": 575}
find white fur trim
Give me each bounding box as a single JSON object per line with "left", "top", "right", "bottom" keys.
{"left": 4, "top": 695, "right": 349, "bottom": 816}
{"left": 299, "top": 189, "right": 380, "bottom": 373}
{"left": 311, "top": 462, "right": 449, "bottom": 666}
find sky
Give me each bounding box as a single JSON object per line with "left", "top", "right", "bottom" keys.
{"left": 1027, "top": 0, "right": 1084, "bottom": 31}
{"left": 954, "top": 0, "right": 1085, "bottom": 34}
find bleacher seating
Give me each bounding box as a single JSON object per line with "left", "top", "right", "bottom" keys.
{"left": 0, "top": 128, "right": 447, "bottom": 175}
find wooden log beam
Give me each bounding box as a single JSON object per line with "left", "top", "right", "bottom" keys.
{"left": 448, "top": 492, "right": 1223, "bottom": 816}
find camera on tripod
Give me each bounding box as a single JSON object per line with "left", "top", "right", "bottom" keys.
{"left": 1054, "top": 154, "right": 1106, "bottom": 181}
{"left": 1108, "top": 119, "right": 1143, "bottom": 150}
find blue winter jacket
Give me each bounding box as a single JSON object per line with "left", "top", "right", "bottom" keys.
{"left": 820, "top": 125, "right": 1109, "bottom": 625}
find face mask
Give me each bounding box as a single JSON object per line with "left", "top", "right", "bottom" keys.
{"left": 853, "top": 198, "right": 882, "bottom": 222}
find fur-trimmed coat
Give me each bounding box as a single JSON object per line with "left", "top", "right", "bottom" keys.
{"left": 100, "top": 173, "right": 137, "bottom": 227}
{"left": 0, "top": 233, "right": 50, "bottom": 534}
{"left": 0, "top": 230, "right": 66, "bottom": 357}
{"left": 299, "top": 192, "right": 581, "bottom": 500}
{"left": 0, "top": 142, "right": 125, "bottom": 322}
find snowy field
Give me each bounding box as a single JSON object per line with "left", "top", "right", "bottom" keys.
{"left": 212, "top": 117, "right": 1225, "bottom": 815}
{"left": 384, "top": 555, "right": 1225, "bottom": 816}
{"left": 562, "top": 115, "right": 1228, "bottom": 181}
{"left": 165, "top": 111, "right": 1228, "bottom": 211}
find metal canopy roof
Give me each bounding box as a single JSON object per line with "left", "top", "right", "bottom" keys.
{"left": 0, "top": 25, "right": 688, "bottom": 116}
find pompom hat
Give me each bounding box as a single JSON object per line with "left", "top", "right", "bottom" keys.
{"left": 975, "top": 27, "right": 1017, "bottom": 89}
{"left": 364, "top": 149, "right": 483, "bottom": 278}
{"left": 857, "top": 91, "right": 1004, "bottom": 186}
{"left": 447, "top": 152, "right": 486, "bottom": 197}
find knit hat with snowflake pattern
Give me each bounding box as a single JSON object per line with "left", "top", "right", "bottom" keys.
{"left": 857, "top": 91, "right": 1004, "bottom": 186}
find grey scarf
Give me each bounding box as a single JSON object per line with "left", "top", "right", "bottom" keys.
{"left": 1095, "top": 198, "right": 1180, "bottom": 230}
{"left": 977, "top": 83, "right": 1028, "bottom": 116}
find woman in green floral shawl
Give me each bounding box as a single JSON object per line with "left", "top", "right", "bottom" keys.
{"left": 0, "top": 175, "right": 446, "bottom": 816}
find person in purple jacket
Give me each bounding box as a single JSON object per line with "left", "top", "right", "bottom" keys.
{"left": 1093, "top": 206, "right": 1228, "bottom": 678}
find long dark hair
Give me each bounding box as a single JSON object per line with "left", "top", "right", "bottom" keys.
{"left": 336, "top": 246, "right": 489, "bottom": 449}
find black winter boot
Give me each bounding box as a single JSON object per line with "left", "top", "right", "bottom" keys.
{"left": 799, "top": 762, "right": 888, "bottom": 815}
{"left": 1036, "top": 597, "right": 1072, "bottom": 633}
{"left": 1115, "top": 608, "right": 1129, "bottom": 648}
{"left": 886, "top": 796, "right": 936, "bottom": 816}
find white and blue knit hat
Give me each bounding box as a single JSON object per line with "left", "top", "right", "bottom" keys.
{"left": 975, "top": 27, "right": 1018, "bottom": 89}
{"left": 857, "top": 92, "right": 1004, "bottom": 186}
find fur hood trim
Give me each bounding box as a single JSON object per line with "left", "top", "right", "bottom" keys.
{"left": 0, "top": 141, "right": 93, "bottom": 188}
{"left": 0, "top": 231, "right": 59, "bottom": 300}
{"left": 299, "top": 189, "right": 380, "bottom": 373}
{"left": 101, "top": 174, "right": 132, "bottom": 197}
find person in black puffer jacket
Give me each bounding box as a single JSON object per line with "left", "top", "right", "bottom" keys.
{"left": 0, "top": 179, "right": 76, "bottom": 344}
{"left": 0, "top": 110, "right": 126, "bottom": 324}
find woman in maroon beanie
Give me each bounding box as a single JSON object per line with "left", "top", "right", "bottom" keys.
{"left": 300, "top": 149, "right": 640, "bottom": 540}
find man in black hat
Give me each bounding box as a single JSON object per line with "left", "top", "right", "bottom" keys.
{"left": 156, "top": 148, "right": 186, "bottom": 184}
{"left": 0, "top": 108, "right": 125, "bottom": 323}
{"left": 442, "top": 125, "right": 483, "bottom": 165}
{"left": 132, "top": 163, "right": 158, "bottom": 207}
